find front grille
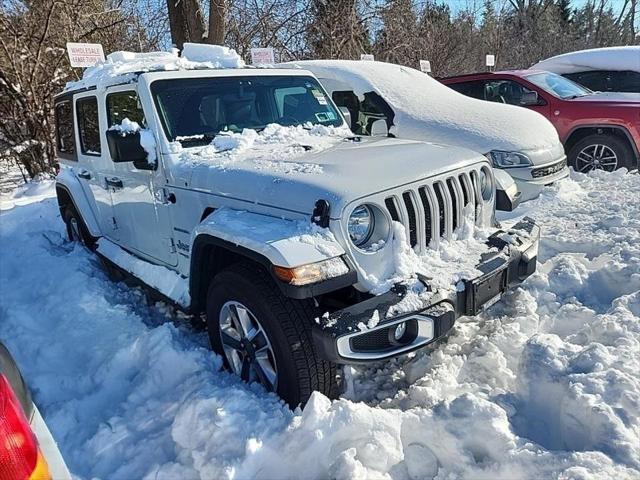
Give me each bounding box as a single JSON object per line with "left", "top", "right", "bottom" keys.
{"left": 531, "top": 158, "right": 567, "bottom": 179}
{"left": 383, "top": 170, "right": 480, "bottom": 251}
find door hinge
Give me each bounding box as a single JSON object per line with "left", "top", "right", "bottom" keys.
{"left": 111, "top": 217, "right": 118, "bottom": 230}
{"left": 169, "top": 237, "right": 177, "bottom": 253}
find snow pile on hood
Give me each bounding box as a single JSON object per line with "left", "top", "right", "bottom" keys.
{"left": 532, "top": 46, "right": 640, "bottom": 74}
{"left": 171, "top": 123, "right": 351, "bottom": 174}
{"left": 1, "top": 170, "right": 639, "bottom": 479}
{"left": 288, "top": 60, "right": 561, "bottom": 153}
{"left": 65, "top": 43, "right": 244, "bottom": 91}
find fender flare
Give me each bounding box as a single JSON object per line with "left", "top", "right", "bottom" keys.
{"left": 189, "top": 208, "right": 355, "bottom": 310}
{"left": 55, "top": 169, "right": 102, "bottom": 238}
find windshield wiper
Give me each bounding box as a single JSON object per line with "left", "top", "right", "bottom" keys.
{"left": 177, "top": 133, "right": 216, "bottom": 146}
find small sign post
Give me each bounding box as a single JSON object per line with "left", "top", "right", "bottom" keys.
{"left": 66, "top": 42, "right": 105, "bottom": 68}
{"left": 419, "top": 60, "right": 431, "bottom": 74}
{"left": 360, "top": 54, "right": 374, "bottom": 61}
{"left": 486, "top": 54, "right": 496, "bottom": 71}
{"left": 250, "top": 47, "right": 275, "bottom": 65}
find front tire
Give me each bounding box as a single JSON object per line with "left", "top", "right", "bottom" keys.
{"left": 206, "top": 262, "right": 339, "bottom": 407}
{"left": 568, "top": 134, "right": 633, "bottom": 173}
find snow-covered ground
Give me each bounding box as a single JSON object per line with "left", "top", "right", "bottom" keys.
{"left": 0, "top": 171, "right": 639, "bottom": 479}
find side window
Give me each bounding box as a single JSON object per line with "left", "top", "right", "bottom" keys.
{"left": 566, "top": 70, "right": 640, "bottom": 93}
{"left": 564, "top": 71, "right": 608, "bottom": 92}
{"left": 484, "top": 80, "right": 537, "bottom": 106}
{"left": 447, "top": 81, "right": 486, "bottom": 100}
{"left": 106, "top": 91, "right": 145, "bottom": 127}
{"left": 76, "top": 97, "right": 101, "bottom": 155}
{"left": 55, "top": 100, "right": 75, "bottom": 160}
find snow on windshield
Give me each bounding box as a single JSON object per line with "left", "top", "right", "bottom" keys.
{"left": 1, "top": 169, "right": 639, "bottom": 479}
{"left": 64, "top": 43, "right": 245, "bottom": 91}
{"left": 532, "top": 46, "right": 640, "bottom": 74}
{"left": 288, "top": 60, "right": 561, "bottom": 153}
{"left": 170, "top": 123, "right": 352, "bottom": 174}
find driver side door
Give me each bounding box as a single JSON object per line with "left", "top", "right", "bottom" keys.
{"left": 103, "top": 86, "right": 178, "bottom": 267}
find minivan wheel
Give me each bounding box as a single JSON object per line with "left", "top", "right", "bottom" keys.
{"left": 568, "top": 134, "right": 632, "bottom": 173}
{"left": 206, "top": 262, "right": 339, "bottom": 407}
{"left": 63, "top": 206, "right": 96, "bottom": 249}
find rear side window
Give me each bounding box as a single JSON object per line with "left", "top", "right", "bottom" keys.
{"left": 55, "top": 100, "right": 76, "bottom": 160}
{"left": 106, "top": 91, "right": 145, "bottom": 127}
{"left": 565, "top": 70, "right": 640, "bottom": 93}
{"left": 76, "top": 97, "right": 101, "bottom": 155}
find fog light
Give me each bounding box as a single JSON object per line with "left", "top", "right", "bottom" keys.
{"left": 394, "top": 322, "right": 407, "bottom": 341}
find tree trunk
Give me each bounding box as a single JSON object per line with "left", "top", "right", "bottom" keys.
{"left": 206, "top": 0, "right": 226, "bottom": 44}
{"left": 166, "top": 0, "right": 206, "bottom": 49}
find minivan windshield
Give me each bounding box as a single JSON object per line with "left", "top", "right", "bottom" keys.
{"left": 526, "top": 72, "right": 592, "bottom": 99}
{"left": 151, "top": 75, "right": 343, "bottom": 145}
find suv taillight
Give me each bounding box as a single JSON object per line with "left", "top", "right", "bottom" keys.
{"left": 0, "top": 375, "right": 50, "bottom": 480}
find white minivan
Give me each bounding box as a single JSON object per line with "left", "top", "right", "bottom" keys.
{"left": 287, "top": 60, "right": 569, "bottom": 204}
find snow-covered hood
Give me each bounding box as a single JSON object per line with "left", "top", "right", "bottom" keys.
{"left": 285, "top": 60, "right": 562, "bottom": 159}
{"left": 167, "top": 127, "right": 488, "bottom": 218}
{"left": 532, "top": 46, "right": 640, "bottom": 74}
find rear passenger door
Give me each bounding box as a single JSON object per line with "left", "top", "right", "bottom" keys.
{"left": 73, "top": 92, "right": 117, "bottom": 238}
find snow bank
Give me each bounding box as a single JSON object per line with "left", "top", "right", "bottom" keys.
{"left": 288, "top": 60, "right": 560, "bottom": 153}
{"left": 172, "top": 123, "right": 351, "bottom": 174}
{"left": 65, "top": 43, "right": 244, "bottom": 91}
{"left": 532, "top": 46, "right": 640, "bottom": 74}
{"left": 1, "top": 170, "right": 639, "bottom": 479}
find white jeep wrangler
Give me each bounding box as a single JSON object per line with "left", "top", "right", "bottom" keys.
{"left": 54, "top": 49, "right": 540, "bottom": 407}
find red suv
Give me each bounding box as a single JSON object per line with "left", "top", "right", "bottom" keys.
{"left": 441, "top": 70, "right": 640, "bottom": 173}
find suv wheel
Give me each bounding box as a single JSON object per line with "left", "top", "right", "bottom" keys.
{"left": 206, "top": 262, "right": 339, "bottom": 407}
{"left": 568, "top": 134, "right": 633, "bottom": 173}
{"left": 63, "top": 206, "right": 96, "bottom": 249}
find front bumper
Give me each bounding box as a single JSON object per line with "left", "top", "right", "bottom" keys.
{"left": 312, "top": 218, "right": 540, "bottom": 364}
{"left": 506, "top": 157, "right": 569, "bottom": 202}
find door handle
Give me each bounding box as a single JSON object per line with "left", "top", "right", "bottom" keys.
{"left": 77, "top": 169, "right": 91, "bottom": 180}
{"left": 105, "top": 177, "right": 123, "bottom": 189}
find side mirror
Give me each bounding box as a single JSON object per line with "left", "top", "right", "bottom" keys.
{"left": 520, "top": 91, "right": 540, "bottom": 106}
{"left": 494, "top": 169, "right": 522, "bottom": 212}
{"left": 106, "top": 130, "right": 154, "bottom": 170}
{"left": 370, "top": 119, "right": 389, "bottom": 137}
{"left": 338, "top": 106, "right": 352, "bottom": 130}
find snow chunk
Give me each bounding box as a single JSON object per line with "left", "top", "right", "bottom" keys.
{"left": 65, "top": 44, "right": 245, "bottom": 91}
{"left": 175, "top": 123, "right": 350, "bottom": 174}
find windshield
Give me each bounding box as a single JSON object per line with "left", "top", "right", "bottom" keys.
{"left": 526, "top": 72, "right": 592, "bottom": 99}
{"left": 151, "top": 75, "right": 343, "bottom": 145}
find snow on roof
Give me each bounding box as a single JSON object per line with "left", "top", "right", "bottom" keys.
{"left": 532, "top": 46, "right": 640, "bottom": 74}
{"left": 287, "top": 60, "right": 560, "bottom": 153}
{"left": 64, "top": 43, "right": 245, "bottom": 92}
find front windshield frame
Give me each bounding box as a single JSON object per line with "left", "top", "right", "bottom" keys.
{"left": 525, "top": 72, "right": 592, "bottom": 99}
{"left": 150, "top": 74, "right": 345, "bottom": 145}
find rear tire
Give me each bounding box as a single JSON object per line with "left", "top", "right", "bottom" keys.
{"left": 568, "top": 134, "right": 633, "bottom": 173}
{"left": 63, "top": 205, "right": 96, "bottom": 249}
{"left": 206, "top": 262, "right": 339, "bottom": 408}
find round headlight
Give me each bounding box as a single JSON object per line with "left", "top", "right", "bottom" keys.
{"left": 479, "top": 168, "right": 493, "bottom": 201}
{"left": 348, "top": 205, "right": 374, "bottom": 246}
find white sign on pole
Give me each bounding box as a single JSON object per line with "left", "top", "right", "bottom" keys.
{"left": 419, "top": 60, "right": 431, "bottom": 73}
{"left": 250, "top": 47, "right": 275, "bottom": 65}
{"left": 66, "top": 42, "right": 105, "bottom": 68}
{"left": 360, "top": 54, "right": 374, "bottom": 61}
{"left": 485, "top": 54, "right": 496, "bottom": 67}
